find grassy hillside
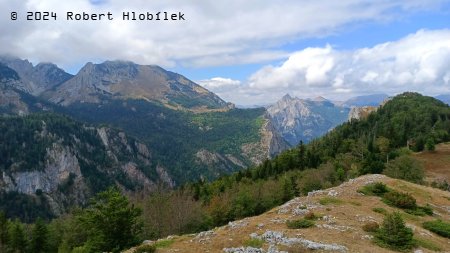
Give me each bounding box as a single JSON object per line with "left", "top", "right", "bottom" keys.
{"left": 127, "top": 175, "right": 450, "bottom": 253}
{"left": 415, "top": 142, "right": 450, "bottom": 190}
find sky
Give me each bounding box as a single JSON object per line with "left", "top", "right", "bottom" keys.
{"left": 1, "top": 0, "right": 450, "bottom": 106}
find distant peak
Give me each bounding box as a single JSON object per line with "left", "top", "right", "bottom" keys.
{"left": 312, "top": 96, "right": 328, "bottom": 102}
{"left": 281, "top": 94, "right": 292, "bottom": 101}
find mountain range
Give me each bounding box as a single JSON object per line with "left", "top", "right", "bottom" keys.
{"left": 2, "top": 56, "right": 450, "bottom": 221}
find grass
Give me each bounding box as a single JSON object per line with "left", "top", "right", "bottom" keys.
{"left": 319, "top": 197, "right": 344, "bottom": 205}
{"left": 154, "top": 239, "right": 175, "bottom": 248}
{"left": 349, "top": 201, "right": 362, "bottom": 206}
{"left": 423, "top": 220, "right": 450, "bottom": 238}
{"left": 286, "top": 218, "right": 315, "bottom": 229}
{"left": 414, "top": 237, "right": 442, "bottom": 251}
{"left": 372, "top": 207, "right": 388, "bottom": 215}
{"left": 243, "top": 238, "right": 264, "bottom": 248}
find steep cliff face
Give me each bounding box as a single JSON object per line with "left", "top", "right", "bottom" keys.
{"left": 0, "top": 56, "right": 73, "bottom": 95}
{"left": 0, "top": 113, "right": 173, "bottom": 220}
{"left": 267, "top": 94, "right": 349, "bottom": 145}
{"left": 347, "top": 106, "right": 378, "bottom": 121}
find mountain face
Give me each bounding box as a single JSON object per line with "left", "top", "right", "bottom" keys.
{"left": 267, "top": 94, "right": 350, "bottom": 146}
{"left": 0, "top": 56, "right": 73, "bottom": 96}
{"left": 435, "top": 94, "right": 450, "bottom": 105}
{"left": 0, "top": 57, "right": 289, "bottom": 187}
{"left": 347, "top": 106, "right": 378, "bottom": 121}
{"left": 44, "top": 61, "right": 232, "bottom": 111}
{"left": 0, "top": 113, "right": 172, "bottom": 221}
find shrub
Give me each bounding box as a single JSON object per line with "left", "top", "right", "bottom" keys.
{"left": 405, "top": 205, "right": 433, "bottom": 216}
{"left": 362, "top": 221, "right": 379, "bottom": 232}
{"left": 372, "top": 207, "right": 388, "bottom": 215}
{"left": 244, "top": 238, "right": 264, "bottom": 248}
{"left": 383, "top": 156, "right": 424, "bottom": 184}
{"left": 375, "top": 212, "right": 415, "bottom": 250}
{"left": 134, "top": 244, "right": 156, "bottom": 253}
{"left": 286, "top": 219, "right": 315, "bottom": 229}
{"left": 422, "top": 220, "right": 450, "bottom": 238}
{"left": 304, "top": 212, "right": 318, "bottom": 220}
{"left": 358, "top": 182, "right": 389, "bottom": 196}
{"left": 382, "top": 191, "right": 416, "bottom": 209}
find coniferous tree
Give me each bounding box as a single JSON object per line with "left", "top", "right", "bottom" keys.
{"left": 0, "top": 211, "right": 8, "bottom": 252}
{"left": 30, "top": 218, "right": 49, "bottom": 253}
{"left": 77, "top": 187, "right": 142, "bottom": 253}
{"left": 8, "top": 220, "right": 27, "bottom": 253}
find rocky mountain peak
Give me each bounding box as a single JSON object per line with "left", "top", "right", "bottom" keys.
{"left": 0, "top": 56, "right": 72, "bottom": 95}
{"left": 45, "top": 60, "right": 229, "bottom": 110}
{"left": 267, "top": 95, "right": 350, "bottom": 145}
{"left": 281, "top": 93, "right": 293, "bottom": 102}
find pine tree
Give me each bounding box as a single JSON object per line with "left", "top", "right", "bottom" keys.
{"left": 30, "top": 218, "right": 49, "bottom": 253}
{"left": 8, "top": 220, "right": 27, "bottom": 253}
{"left": 0, "top": 211, "right": 8, "bottom": 252}
{"left": 375, "top": 212, "right": 414, "bottom": 250}
{"left": 77, "top": 187, "right": 142, "bottom": 252}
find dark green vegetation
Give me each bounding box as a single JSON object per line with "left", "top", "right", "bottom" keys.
{"left": 0, "top": 188, "right": 141, "bottom": 253}
{"left": 0, "top": 113, "right": 157, "bottom": 221}
{"left": 63, "top": 99, "right": 265, "bottom": 182}
{"left": 286, "top": 218, "right": 315, "bottom": 229}
{"left": 375, "top": 212, "right": 415, "bottom": 251}
{"left": 423, "top": 220, "right": 450, "bottom": 238}
{"left": 360, "top": 183, "right": 433, "bottom": 217}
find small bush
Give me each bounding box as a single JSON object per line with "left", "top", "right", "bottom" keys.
{"left": 304, "top": 212, "right": 318, "bottom": 220}
{"left": 362, "top": 221, "right": 379, "bottom": 232}
{"left": 372, "top": 207, "right": 388, "bottom": 215}
{"left": 244, "top": 238, "right": 264, "bottom": 248}
{"left": 319, "top": 197, "right": 344, "bottom": 205}
{"left": 134, "top": 244, "right": 156, "bottom": 253}
{"left": 359, "top": 182, "right": 390, "bottom": 196}
{"left": 382, "top": 191, "right": 416, "bottom": 209}
{"left": 422, "top": 220, "right": 450, "bottom": 238}
{"left": 286, "top": 218, "right": 315, "bottom": 229}
{"left": 405, "top": 205, "right": 433, "bottom": 216}
{"left": 375, "top": 212, "right": 415, "bottom": 251}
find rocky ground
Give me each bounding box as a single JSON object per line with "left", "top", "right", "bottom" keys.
{"left": 125, "top": 174, "right": 450, "bottom": 253}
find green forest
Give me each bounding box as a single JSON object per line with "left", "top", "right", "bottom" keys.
{"left": 63, "top": 99, "right": 266, "bottom": 181}
{"left": 1, "top": 92, "right": 450, "bottom": 252}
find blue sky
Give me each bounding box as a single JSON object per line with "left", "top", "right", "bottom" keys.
{"left": 175, "top": 3, "right": 450, "bottom": 81}
{"left": 1, "top": 0, "right": 450, "bottom": 105}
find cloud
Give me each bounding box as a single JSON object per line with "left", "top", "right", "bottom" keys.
{"left": 199, "top": 29, "right": 450, "bottom": 106}
{"left": 0, "top": 0, "right": 446, "bottom": 69}
{"left": 243, "top": 29, "right": 450, "bottom": 104}
{"left": 197, "top": 77, "right": 241, "bottom": 93}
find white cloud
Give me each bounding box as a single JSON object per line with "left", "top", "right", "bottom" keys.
{"left": 197, "top": 77, "right": 241, "bottom": 93}
{"left": 241, "top": 29, "right": 450, "bottom": 105}
{"left": 0, "top": 0, "right": 446, "bottom": 69}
